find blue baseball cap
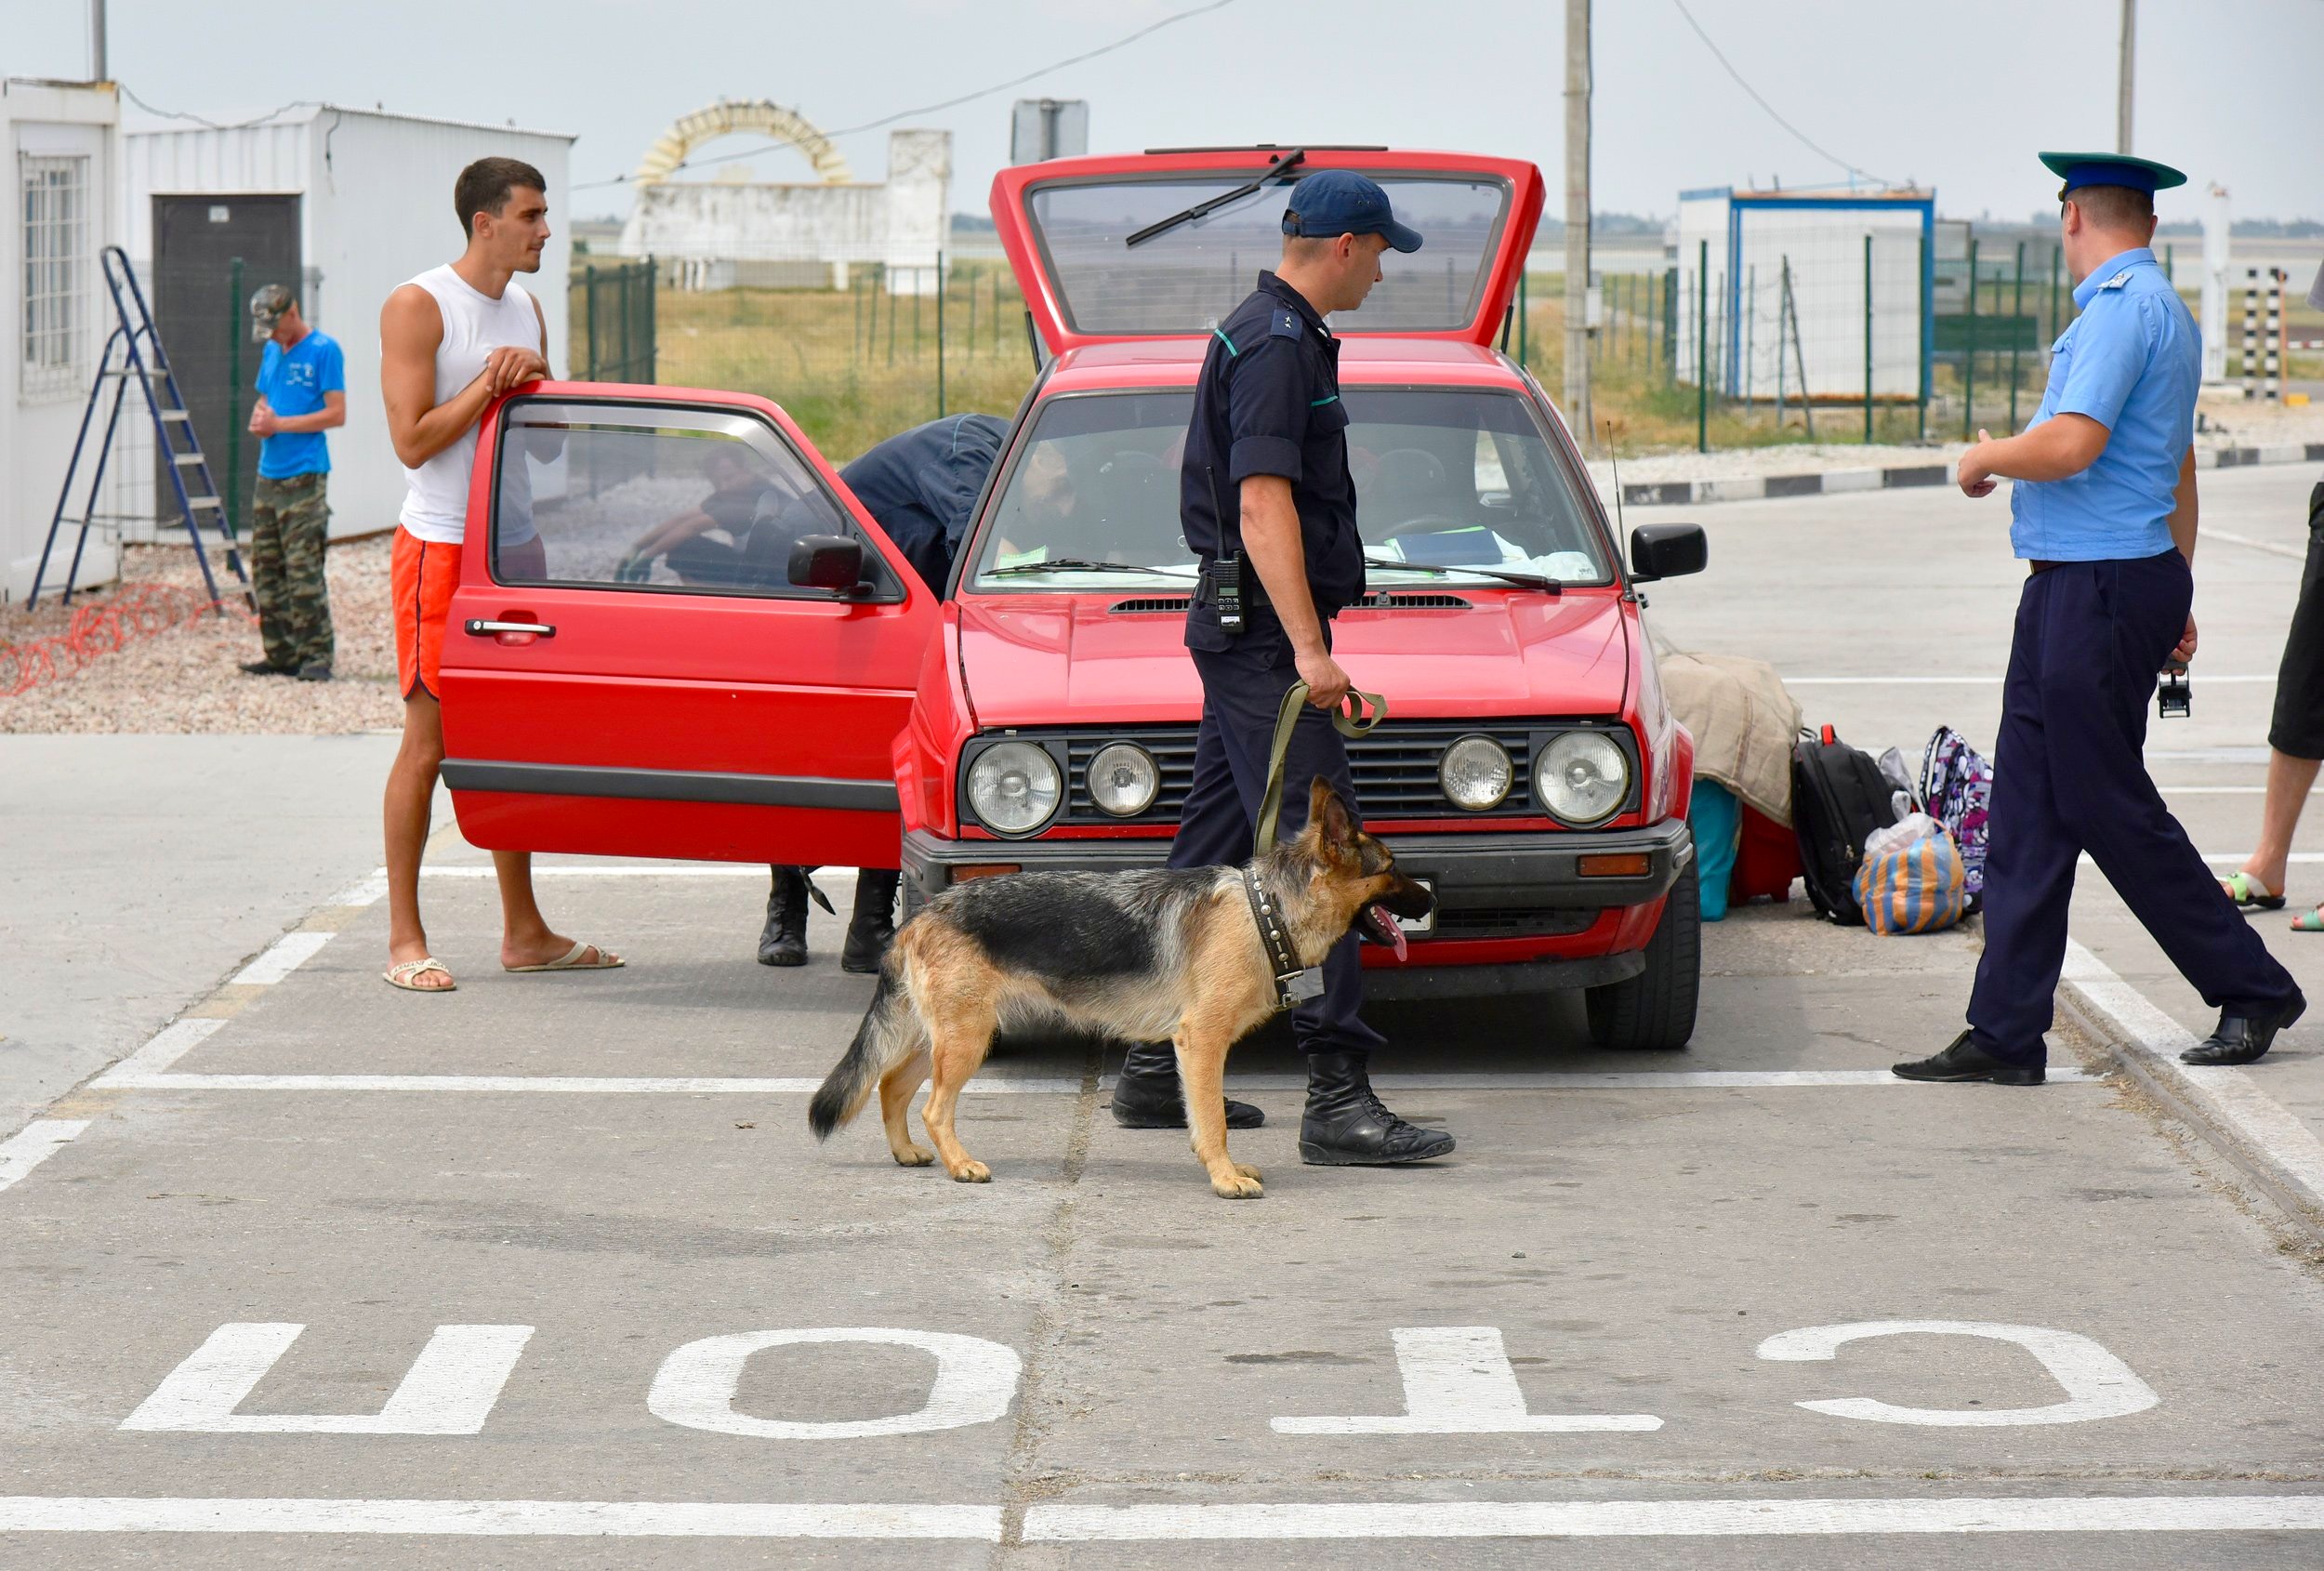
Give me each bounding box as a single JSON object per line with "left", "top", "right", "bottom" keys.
{"left": 1281, "top": 170, "right": 1423, "bottom": 253}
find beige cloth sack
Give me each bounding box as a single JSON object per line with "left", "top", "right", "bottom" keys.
{"left": 1660, "top": 650, "right": 1802, "bottom": 825}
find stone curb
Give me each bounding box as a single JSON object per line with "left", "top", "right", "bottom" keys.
{"left": 1615, "top": 442, "right": 2324, "bottom": 508}
{"left": 2053, "top": 944, "right": 2324, "bottom": 1248}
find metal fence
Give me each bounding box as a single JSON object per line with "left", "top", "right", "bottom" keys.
{"left": 573, "top": 259, "right": 657, "bottom": 385}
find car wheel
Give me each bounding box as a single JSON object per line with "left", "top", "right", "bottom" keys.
{"left": 1584, "top": 859, "right": 1700, "bottom": 1051}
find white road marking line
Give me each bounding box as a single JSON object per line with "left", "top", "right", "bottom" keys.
{"left": 85, "top": 1068, "right": 2093, "bottom": 1094}
{"left": 326, "top": 873, "right": 388, "bottom": 906}
{"left": 124, "top": 1324, "right": 534, "bottom": 1435}
{"left": 1022, "top": 1496, "right": 2324, "bottom": 1540}
{"left": 5, "top": 1494, "right": 2319, "bottom": 1540}
{"left": 0, "top": 1498, "right": 1000, "bottom": 1538}
{"left": 2204, "top": 526, "right": 2309, "bottom": 561}
{"left": 2061, "top": 941, "right": 2324, "bottom": 1208}
{"left": 1783, "top": 675, "right": 2278, "bottom": 685}
{"left": 0, "top": 1121, "right": 91, "bottom": 1194}
{"left": 231, "top": 931, "right": 335, "bottom": 986}
{"left": 89, "top": 1018, "right": 227, "bottom": 1086}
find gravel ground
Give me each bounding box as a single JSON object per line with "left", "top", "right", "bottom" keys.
{"left": 0, "top": 535, "right": 403, "bottom": 734}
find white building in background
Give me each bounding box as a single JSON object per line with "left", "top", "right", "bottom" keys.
{"left": 3, "top": 78, "right": 121, "bottom": 603}
{"left": 122, "top": 106, "right": 574, "bottom": 544}
{"left": 618, "top": 101, "right": 950, "bottom": 295}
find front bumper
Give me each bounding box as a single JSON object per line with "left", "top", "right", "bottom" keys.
{"left": 903, "top": 819, "right": 1693, "bottom": 995}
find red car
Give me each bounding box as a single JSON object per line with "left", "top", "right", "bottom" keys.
{"left": 440, "top": 147, "right": 1708, "bottom": 1049}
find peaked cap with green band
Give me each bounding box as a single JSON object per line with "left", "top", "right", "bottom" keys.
{"left": 2039, "top": 151, "right": 2187, "bottom": 200}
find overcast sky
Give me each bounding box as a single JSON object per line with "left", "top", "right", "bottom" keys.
{"left": 9, "top": 0, "right": 2318, "bottom": 228}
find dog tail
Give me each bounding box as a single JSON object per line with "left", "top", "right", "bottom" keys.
{"left": 810, "top": 965, "right": 912, "bottom": 1141}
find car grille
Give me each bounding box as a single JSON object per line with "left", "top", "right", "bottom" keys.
{"left": 1063, "top": 722, "right": 1539, "bottom": 824}
{"left": 1427, "top": 906, "right": 1598, "bottom": 941}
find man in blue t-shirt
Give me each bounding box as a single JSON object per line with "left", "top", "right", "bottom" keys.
{"left": 242, "top": 284, "right": 346, "bottom": 680}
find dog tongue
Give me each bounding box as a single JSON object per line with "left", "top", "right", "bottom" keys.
{"left": 1370, "top": 904, "right": 1407, "bottom": 962}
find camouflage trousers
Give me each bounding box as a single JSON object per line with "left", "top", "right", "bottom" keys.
{"left": 250, "top": 471, "right": 335, "bottom": 670}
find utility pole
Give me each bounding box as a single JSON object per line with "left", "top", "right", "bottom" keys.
{"left": 2116, "top": 0, "right": 2134, "bottom": 152}
{"left": 1563, "top": 0, "right": 1591, "bottom": 432}
{"left": 88, "top": 0, "right": 108, "bottom": 81}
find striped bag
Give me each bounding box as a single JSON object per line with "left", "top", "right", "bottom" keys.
{"left": 1851, "top": 825, "right": 1968, "bottom": 935}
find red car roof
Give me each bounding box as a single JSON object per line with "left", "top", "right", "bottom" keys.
{"left": 1041, "top": 336, "right": 1529, "bottom": 391}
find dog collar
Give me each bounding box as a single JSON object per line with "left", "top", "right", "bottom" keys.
{"left": 1243, "top": 867, "right": 1323, "bottom": 1011}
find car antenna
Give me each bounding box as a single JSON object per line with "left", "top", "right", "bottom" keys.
{"left": 1605, "top": 420, "right": 1641, "bottom": 605}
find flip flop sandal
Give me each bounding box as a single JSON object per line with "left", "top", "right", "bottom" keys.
{"left": 383, "top": 957, "right": 456, "bottom": 993}
{"left": 505, "top": 941, "right": 625, "bottom": 974}
{"left": 2221, "top": 871, "right": 2287, "bottom": 912}
{"left": 2292, "top": 905, "right": 2324, "bottom": 933}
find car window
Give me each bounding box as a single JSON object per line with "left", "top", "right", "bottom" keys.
{"left": 490, "top": 400, "right": 903, "bottom": 601}
{"left": 1024, "top": 175, "right": 1509, "bottom": 337}
{"left": 964, "top": 387, "right": 1611, "bottom": 590}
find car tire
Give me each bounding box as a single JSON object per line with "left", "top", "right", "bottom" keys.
{"left": 1584, "top": 859, "right": 1700, "bottom": 1051}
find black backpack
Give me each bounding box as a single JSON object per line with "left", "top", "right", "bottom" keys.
{"left": 1790, "top": 725, "right": 1900, "bottom": 926}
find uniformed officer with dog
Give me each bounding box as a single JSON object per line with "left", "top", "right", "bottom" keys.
{"left": 1107, "top": 170, "right": 1456, "bottom": 1165}
{"left": 1895, "top": 151, "right": 2304, "bottom": 1086}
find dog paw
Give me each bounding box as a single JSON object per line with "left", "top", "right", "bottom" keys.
{"left": 949, "top": 1160, "right": 992, "bottom": 1184}
{"left": 891, "top": 1145, "right": 935, "bottom": 1168}
{"left": 1211, "top": 1172, "right": 1264, "bottom": 1199}
{"left": 1234, "top": 1163, "right": 1262, "bottom": 1182}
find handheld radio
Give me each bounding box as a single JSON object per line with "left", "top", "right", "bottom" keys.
{"left": 1206, "top": 463, "right": 1246, "bottom": 636}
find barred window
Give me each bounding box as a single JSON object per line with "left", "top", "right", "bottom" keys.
{"left": 21, "top": 154, "right": 89, "bottom": 402}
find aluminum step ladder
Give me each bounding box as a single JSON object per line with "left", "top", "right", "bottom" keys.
{"left": 30, "top": 245, "right": 250, "bottom": 610}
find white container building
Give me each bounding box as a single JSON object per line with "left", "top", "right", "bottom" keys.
{"left": 1673, "top": 186, "right": 1934, "bottom": 405}
{"left": 3, "top": 78, "right": 122, "bottom": 602}
{"left": 123, "top": 105, "right": 575, "bottom": 543}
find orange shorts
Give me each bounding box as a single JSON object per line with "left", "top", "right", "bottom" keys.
{"left": 391, "top": 527, "right": 461, "bottom": 700}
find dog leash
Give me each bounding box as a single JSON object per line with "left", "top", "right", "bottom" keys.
{"left": 1253, "top": 679, "right": 1387, "bottom": 856}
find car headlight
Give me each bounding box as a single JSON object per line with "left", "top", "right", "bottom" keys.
{"left": 1438, "top": 734, "right": 1513, "bottom": 811}
{"left": 967, "top": 741, "right": 1062, "bottom": 835}
{"left": 1535, "top": 732, "right": 1629, "bottom": 825}
{"left": 1087, "top": 742, "right": 1159, "bottom": 817}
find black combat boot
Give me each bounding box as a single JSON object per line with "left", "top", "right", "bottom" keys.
{"left": 757, "top": 866, "right": 811, "bottom": 967}
{"left": 1298, "top": 1050, "right": 1455, "bottom": 1165}
{"left": 1110, "top": 1040, "right": 1265, "bottom": 1129}
{"left": 841, "top": 869, "right": 901, "bottom": 974}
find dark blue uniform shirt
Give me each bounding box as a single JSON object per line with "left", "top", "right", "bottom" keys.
{"left": 1180, "top": 271, "right": 1363, "bottom": 651}
{"left": 841, "top": 413, "right": 1010, "bottom": 592}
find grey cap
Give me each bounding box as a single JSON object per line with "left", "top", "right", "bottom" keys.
{"left": 249, "top": 283, "right": 295, "bottom": 340}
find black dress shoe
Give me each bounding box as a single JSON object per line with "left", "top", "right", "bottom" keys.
{"left": 1298, "top": 1050, "right": 1455, "bottom": 1164}
{"left": 2180, "top": 990, "right": 2305, "bottom": 1066}
{"left": 1110, "top": 1040, "right": 1264, "bottom": 1129}
{"left": 1891, "top": 1030, "right": 2045, "bottom": 1085}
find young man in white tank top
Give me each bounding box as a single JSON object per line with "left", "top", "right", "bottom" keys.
{"left": 376, "top": 157, "right": 619, "bottom": 992}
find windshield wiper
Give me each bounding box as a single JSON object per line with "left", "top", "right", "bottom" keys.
{"left": 1126, "top": 149, "right": 1308, "bottom": 249}
{"left": 1363, "top": 555, "right": 1562, "bottom": 594}
{"left": 984, "top": 559, "right": 1197, "bottom": 579}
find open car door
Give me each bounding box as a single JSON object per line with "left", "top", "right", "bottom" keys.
{"left": 991, "top": 147, "right": 1545, "bottom": 354}
{"left": 438, "top": 383, "right": 937, "bottom": 869}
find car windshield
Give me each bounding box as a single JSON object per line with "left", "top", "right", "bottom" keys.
{"left": 966, "top": 388, "right": 1612, "bottom": 591}
{"left": 1024, "top": 174, "right": 1510, "bottom": 336}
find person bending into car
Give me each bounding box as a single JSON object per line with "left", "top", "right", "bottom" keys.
{"left": 758, "top": 413, "right": 1010, "bottom": 971}
{"left": 1111, "top": 171, "right": 1455, "bottom": 1166}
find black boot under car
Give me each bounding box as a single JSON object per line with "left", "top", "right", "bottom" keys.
{"left": 1298, "top": 1050, "right": 1455, "bottom": 1165}
{"left": 758, "top": 867, "right": 810, "bottom": 967}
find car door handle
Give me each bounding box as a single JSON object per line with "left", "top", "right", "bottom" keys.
{"left": 465, "top": 619, "right": 556, "bottom": 638}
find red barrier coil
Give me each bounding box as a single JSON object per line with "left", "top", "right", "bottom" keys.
{"left": 0, "top": 585, "right": 252, "bottom": 700}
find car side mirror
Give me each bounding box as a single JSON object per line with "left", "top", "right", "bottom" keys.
{"left": 788, "top": 534, "right": 866, "bottom": 592}
{"left": 1629, "top": 522, "right": 1707, "bottom": 582}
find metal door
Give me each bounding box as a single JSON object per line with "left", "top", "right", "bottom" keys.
{"left": 151, "top": 194, "right": 301, "bottom": 532}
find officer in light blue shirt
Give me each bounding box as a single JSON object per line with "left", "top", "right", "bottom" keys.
{"left": 1895, "top": 152, "right": 2303, "bottom": 1087}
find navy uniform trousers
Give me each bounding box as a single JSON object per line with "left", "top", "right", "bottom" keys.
{"left": 1167, "top": 633, "right": 1388, "bottom": 1059}
{"left": 1968, "top": 550, "right": 2299, "bottom": 1065}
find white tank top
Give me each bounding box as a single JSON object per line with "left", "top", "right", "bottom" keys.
{"left": 395, "top": 263, "right": 541, "bottom": 543}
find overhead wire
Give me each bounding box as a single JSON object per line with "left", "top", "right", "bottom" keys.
{"left": 116, "top": 84, "right": 323, "bottom": 130}
{"left": 568, "top": 0, "right": 1237, "bottom": 193}
{"left": 1666, "top": 0, "right": 1896, "bottom": 190}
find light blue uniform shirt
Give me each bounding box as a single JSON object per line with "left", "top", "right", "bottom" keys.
{"left": 2008, "top": 247, "right": 2198, "bottom": 561}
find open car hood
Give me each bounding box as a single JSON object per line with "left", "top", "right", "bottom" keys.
{"left": 957, "top": 590, "right": 1628, "bottom": 730}
{"left": 991, "top": 147, "right": 1545, "bottom": 354}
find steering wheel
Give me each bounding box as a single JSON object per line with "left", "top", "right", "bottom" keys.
{"left": 1371, "top": 513, "right": 1469, "bottom": 542}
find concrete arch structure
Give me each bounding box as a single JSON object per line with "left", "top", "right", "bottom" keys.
{"left": 632, "top": 99, "right": 853, "bottom": 188}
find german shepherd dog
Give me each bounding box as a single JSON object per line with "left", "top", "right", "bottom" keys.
{"left": 810, "top": 778, "right": 1434, "bottom": 1197}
